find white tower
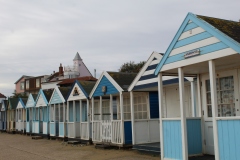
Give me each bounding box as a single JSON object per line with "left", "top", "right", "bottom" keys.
{"left": 73, "top": 52, "right": 92, "bottom": 77}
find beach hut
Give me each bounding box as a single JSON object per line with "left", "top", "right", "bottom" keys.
{"left": 6, "top": 98, "right": 18, "bottom": 133}
{"left": 154, "top": 12, "right": 240, "bottom": 160}
{"left": 49, "top": 87, "right": 70, "bottom": 138}
{"left": 127, "top": 51, "right": 195, "bottom": 154}
{"left": 0, "top": 100, "right": 8, "bottom": 131}
{"left": 89, "top": 71, "right": 136, "bottom": 146}
{"left": 33, "top": 89, "right": 53, "bottom": 136}
{"left": 25, "top": 94, "right": 37, "bottom": 134}
{"left": 16, "top": 98, "right": 27, "bottom": 133}
{"left": 67, "top": 80, "right": 96, "bottom": 140}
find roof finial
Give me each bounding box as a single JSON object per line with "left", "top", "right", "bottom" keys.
{"left": 73, "top": 52, "right": 82, "bottom": 61}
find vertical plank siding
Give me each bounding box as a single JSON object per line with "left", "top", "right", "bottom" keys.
{"left": 93, "top": 76, "right": 118, "bottom": 97}
{"left": 186, "top": 118, "right": 202, "bottom": 155}
{"left": 163, "top": 120, "right": 182, "bottom": 159}
{"left": 218, "top": 119, "right": 240, "bottom": 160}
{"left": 124, "top": 121, "right": 132, "bottom": 144}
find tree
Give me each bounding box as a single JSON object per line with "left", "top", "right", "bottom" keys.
{"left": 119, "top": 61, "right": 145, "bottom": 73}
{"left": 11, "top": 92, "right": 28, "bottom": 98}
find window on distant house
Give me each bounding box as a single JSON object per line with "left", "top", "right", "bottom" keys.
{"left": 36, "top": 79, "right": 40, "bottom": 88}
{"left": 26, "top": 80, "right": 29, "bottom": 89}
{"left": 20, "top": 82, "right": 24, "bottom": 90}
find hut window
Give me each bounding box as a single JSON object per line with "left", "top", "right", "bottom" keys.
{"left": 36, "top": 79, "right": 40, "bottom": 88}
{"left": 134, "top": 93, "right": 148, "bottom": 120}
{"left": 206, "top": 76, "right": 235, "bottom": 117}
{"left": 26, "top": 80, "right": 29, "bottom": 89}
{"left": 20, "top": 82, "right": 24, "bottom": 90}
{"left": 102, "top": 100, "right": 110, "bottom": 120}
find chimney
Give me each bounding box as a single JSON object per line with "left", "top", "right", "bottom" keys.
{"left": 59, "top": 63, "right": 63, "bottom": 76}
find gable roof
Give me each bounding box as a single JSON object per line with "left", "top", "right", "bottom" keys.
{"left": 73, "top": 52, "right": 82, "bottom": 60}
{"left": 35, "top": 89, "right": 49, "bottom": 107}
{"left": 14, "top": 75, "right": 32, "bottom": 84}
{"left": 78, "top": 80, "right": 96, "bottom": 96}
{"left": 0, "top": 93, "right": 6, "bottom": 98}
{"left": 128, "top": 51, "right": 163, "bottom": 91}
{"left": 107, "top": 72, "right": 137, "bottom": 91}
{"left": 154, "top": 12, "right": 240, "bottom": 75}
{"left": 43, "top": 90, "right": 53, "bottom": 102}
{"left": 197, "top": 15, "right": 240, "bottom": 44}
{"left": 89, "top": 71, "right": 137, "bottom": 98}
{"left": 18, "top": 98, "right": 27, "bottom": 109}
{"left": 8, "top": 98, "right": 19, "bottom": 110}
{"left": 58, "top": 87, "right": 71, "bottom": 101}
{"left": 58, "top": 76, "right": 97, "bottom": 86}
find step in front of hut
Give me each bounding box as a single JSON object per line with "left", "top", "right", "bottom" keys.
{"left": 132, "top": 142, "right": 160, "bottom": 155}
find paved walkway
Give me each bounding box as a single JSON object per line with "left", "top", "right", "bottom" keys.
{"left": 0, "top": 132, "right": 159, "bottom": 160}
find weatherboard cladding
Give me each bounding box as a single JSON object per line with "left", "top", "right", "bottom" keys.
{"left": 92, "top": 75, "right": 118, "bottom": 97}
{"left": 50, "top": 89, "right": 64, "bottom": 104}
{"left": 68, "top": 83, "right": 87, "bottom": 101}
{"left": 36, "top": 91, "right": 48, "bottom": 107}
{"left": 26, "top": 94, "right": 35, "bottom": 108}
{"left": 154, "top": 13, "right": 240, "bottom": 75}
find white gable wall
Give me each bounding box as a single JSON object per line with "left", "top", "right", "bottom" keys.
{"left": 36, "top": 94, "right": 47, "bottom": 107}
{"left": 68, "top": 83, "right": 87, "bottom": 101}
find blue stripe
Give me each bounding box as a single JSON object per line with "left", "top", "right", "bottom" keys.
{"left": 166, "top": 42, "right": 228, "bottom": 64}
{"left": 139, "top": 74, "right": 157, "bottom": 81}
{"left": 174, "top": 31, "right": 212, "bottom": 49}
{"left": 146, "top": 64, "right": 157, "bottom": 71}
{"left": 183, "top": 22, "right": 198, "bottom": 32}
{"left": 132, "top": 78, "right": 189, "bottom": 90}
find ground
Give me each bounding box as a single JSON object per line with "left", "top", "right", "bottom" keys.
{"left": 0, "top": 133, "right": 160, "bottom": 160}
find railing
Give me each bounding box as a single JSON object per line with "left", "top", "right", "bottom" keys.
{"left": 134, "top": 119, "right": 160, "bottom": 144}
{"left": 102, "top": 120, "right": 111, "bottom": 142}
{"left": 81, "top": 122, "right": 89, "bottom": 140}
{"left": 92, "top": 121, "right": 101, "bottom": 142}
{"left": 111, "top": 120, "right": 122, "bottom": 144}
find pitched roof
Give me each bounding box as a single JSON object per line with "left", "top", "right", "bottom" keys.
{"left": 20, "top": 98, "right": 28, "bottom": 106}
{"left": 58, "top": 87, "right": 71, "bottom": 100}
{"left": 107, "top": 72, "right": 137, "bottom": 91}
{"left": 78, "top": 80, "right": 96, "bottom": 95}
{"left": 73, "top": 52, "right": 82, "bottom": 61}
{"left": 32, "top": 94, "right": 38, "bottom": 101}
{"left": 43, "top": 90, "right": 54, "bottom": 102}
{"left": 8, "top": 98, "right": 19, "bottom": 110}
{"left": 197, "top": 15, "right": 240, "bottom": 44}
{"left": 3, "top": 100, "right": 8, "bottom": 107}
{"left": 0, "top": 93, "right": 6, "bottom": 98}
{"left": 14, "top": 75, "right": 32, "bottom": 84}
{"left": 58, "top": 76, "right": 97, "bottom": 86}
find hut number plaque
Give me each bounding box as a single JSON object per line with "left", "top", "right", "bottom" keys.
{"left": 184, "top": 49, "right": 200, "bottom": 59}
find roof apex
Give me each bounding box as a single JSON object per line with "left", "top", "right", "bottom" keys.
{"left": 73, "top": 52, "right": 82, "bottom": 61}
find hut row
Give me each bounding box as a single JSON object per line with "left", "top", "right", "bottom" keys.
{"left": 1, "top": 12, "right": 240, "bottom": 160}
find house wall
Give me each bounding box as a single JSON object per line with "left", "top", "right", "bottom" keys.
{"left": 15, "top": 78, "right": 25, "bottom": 94}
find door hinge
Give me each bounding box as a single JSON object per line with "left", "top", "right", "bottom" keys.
{"left": 204, "top": 139, "right": 206, "bottom": 145}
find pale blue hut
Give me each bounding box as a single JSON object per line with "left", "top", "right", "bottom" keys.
{"left": 16, "top": 98, "right": 27, "bottom": 133}
{"left": 49, "top": 87, "right": 70, "bottom": 138}
{"left": 33, "top": 89, "right": 53, "bottom": 136}
{"left": 26, "top": 94, "right": 37, "bottom": 134}
{"left": 0, "top": 100, "right": 8, "bottom": 131}
{"left": 154, "top": 13, "right": 240, "bottom": 160}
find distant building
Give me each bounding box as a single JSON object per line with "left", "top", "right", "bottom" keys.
{"left": 14, "top": 75, "right": 32, "bottom": 94}
{"left": 0, "top": 93, "right": 7, "bottom": 102}
{"left": 24, "top": 75, "right": 50, "bottom": 95}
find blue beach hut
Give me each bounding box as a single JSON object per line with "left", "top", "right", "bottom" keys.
{"left": 49, "top": 87, "right": 70, "bottom": 138}
{"left": 89, "top": 71, "right": 137, "bottom": 146}
{"left": 26, "top": 93, "right": 37, "bottom": 134}
{"left": 154, "top": 13, "right": 240, "bottom": 160}
{"left": 34, "top": 89, "right": 53, "bottom": 136}
{"left": 16, "top": 98, "right": 27, "bottom": 133}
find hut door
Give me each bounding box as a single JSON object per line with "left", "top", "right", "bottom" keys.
{"left": 202, "top": 70, "right": 239, "bottom": 155}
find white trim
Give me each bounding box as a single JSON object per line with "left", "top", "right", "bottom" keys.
{"left": 208, "top": 60, "right": 219, "bottom": 160}
{"left": 162, "top": 48, "right": 237, "bottom": 71}
{"left": 128, "top": 51, "right": 162, "bottom": 91}
{"left": 215, "top": 117, "right": 240, "bottom": 120}
{"left": 191, "top": 81, "right": 195, "bottom": 117}
{"left": 89, "top": 71, "right": 123, "bottom": 98}
{"left": 142, "top": 69, "right": 155, "bottom": 76}
{"left": 135, "top": 77, "right": 158, "bottom": 86}
{"left": 67, "top": 83, "right": 87, "bottom": 101}
{"left": 120, "top": 92, "right": 124, "bottom": 144}
{"left": 170, "top": 37, "right": 220, "bottom": 56}
{"left": 158, "top": 73, "right": 164, "bottom": 160}
{"left": 130, "top": 91, "right": 135, "bottom": 145}
{"left": 179, "top": 27, "right": 205, "bottom": 40}
{"left": 49, "top": 86, "right": 65, "bottom": 104}
{"left": 16, "top": 101, "right": 24, "bottom": 109}
{"left": 178, "top": 67, "right": 188, "bottom": 160}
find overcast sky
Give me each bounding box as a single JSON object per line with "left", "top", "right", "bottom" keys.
{"left": 0, "top": 0, "right": 239, "bottom": 97}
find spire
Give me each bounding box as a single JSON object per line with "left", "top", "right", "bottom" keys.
{"left": 73, "top": 52, "right": 82, "bottom": 61}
